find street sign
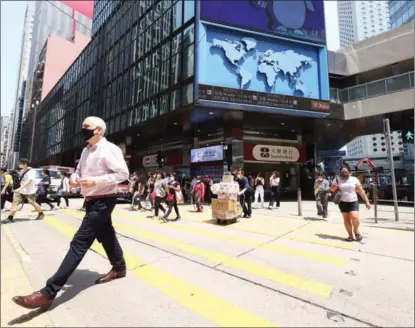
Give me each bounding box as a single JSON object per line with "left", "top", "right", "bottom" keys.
{"left": 319, "top": 150, "right": 346, "bottom": 158}
{"left": 403, "top": 129, "right": 414, "bottom": 143}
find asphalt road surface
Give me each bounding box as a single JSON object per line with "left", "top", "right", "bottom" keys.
{"left": 1, "top": 202, "right": 414, "bottom": 327}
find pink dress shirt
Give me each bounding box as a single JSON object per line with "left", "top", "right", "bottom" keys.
{"left": 71, "top": 138, "right": 129, "bottom": 197}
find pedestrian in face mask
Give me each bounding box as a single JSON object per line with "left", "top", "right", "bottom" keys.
{"left": 12, "top": 116, "right": 129, "bottom": 310}
{"left": 330, "top": 167, "right": 371, "bottom": 242}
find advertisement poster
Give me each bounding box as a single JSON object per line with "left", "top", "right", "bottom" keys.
{"left": 191, "top": 145, "right": 224, "bottom": 163}
{"left": 200, "top": 0, "right": 326, "bottom": 44}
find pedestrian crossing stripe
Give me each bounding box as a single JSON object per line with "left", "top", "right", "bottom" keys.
{"left": 43, "top": 216, "right": 278, "bottom": 327}
{"left": 63, "top": 210, "right": 333, "bottom": 299}
{"left": 107, "top": 210, "right": 346, "bottom": 266}
{"left": 112, "top": 208, "right": 355, "bottom": 250}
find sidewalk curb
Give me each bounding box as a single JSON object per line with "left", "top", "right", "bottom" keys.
{"left": 1, "top": 226, "right": 53, "bottom": 327}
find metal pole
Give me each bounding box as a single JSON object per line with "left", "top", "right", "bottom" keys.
{"left": 372, "top": 184, "right": 378, "bottom": 224}
{"left": 297, "top": 188, "right": 302, "bottom": 217}
{"left": 384, "top": 118, "right": 399, "bottom": 221}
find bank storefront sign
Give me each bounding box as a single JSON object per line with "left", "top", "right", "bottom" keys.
{"left": 252, "top": 145, "right": 300, "bottom": 162}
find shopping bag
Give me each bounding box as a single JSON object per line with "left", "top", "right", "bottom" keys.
{"left": 176, "top": 190, "right": 184, "bottom": 204}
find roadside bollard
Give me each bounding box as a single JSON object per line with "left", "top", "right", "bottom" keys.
{"left": 372, "top": 185, "right": 378, "bottom": 224}
{"left": 297, "top": 188, "right": 302, "bottom": 217}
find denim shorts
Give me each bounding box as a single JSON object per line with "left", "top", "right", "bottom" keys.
{"left": 339, "top": 201, "right": 359, "bottom": 213}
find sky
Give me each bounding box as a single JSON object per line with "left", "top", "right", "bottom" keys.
{"left": 1, "top": 0, "right": 27, "bottom": 118}
{"left": 0, "top": 0, "right": 340, "bottom": 119}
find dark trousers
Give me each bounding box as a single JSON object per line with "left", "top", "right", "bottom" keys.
{"left": 57, "top": 195, "right": 69, "bottom": 207}
{"left": 269, "top": 186, "right": 280, "bottom": 208}
{"left": 40, "top": 197, "right": 125, "bottom": 299}
{"left": 37, "top": 193, "right": 55, "bottom": 209}
{"left": 165, "top": 200, "right": 180, "bottom": 218}
{"left": 316, "top": 191, "right": 329, "bottom": 218}
{"left": 154, "top": 196, "right": 165, "bottom": 216}
{"left": 204, "top": 185, "right": 212, "bottom": 205}
{"left": 240, "top": 192, "right": 252, "bottom": 216}
{"left": 1, "top": 191, "right": 13, "bottom": 209}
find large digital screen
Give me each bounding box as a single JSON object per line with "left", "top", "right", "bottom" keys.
{"left": 191, "top": 145, "right": 224, "bottom": 163}
{"left": 200, "top": 0, "right": 326, "bottom": 44}
{"left": 198, "top": 24, "right": 322, "bottom": 99}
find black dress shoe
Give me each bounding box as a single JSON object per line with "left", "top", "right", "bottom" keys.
{"left": 2, "top": 217, "right": 14, "bottom": 224}
{"left": 35, "top": 213, "right": 45, "bottom": 220}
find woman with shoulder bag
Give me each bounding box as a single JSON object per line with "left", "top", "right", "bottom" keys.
{"left": 253, "top": 173, "right": 265, "bottom": 208}
{"left": 330, "top": 167, "right": 371, "bottom": 242}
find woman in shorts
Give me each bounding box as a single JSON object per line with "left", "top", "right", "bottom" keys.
{"left": 330, "top": 167, "right": 371, "bottom": 242}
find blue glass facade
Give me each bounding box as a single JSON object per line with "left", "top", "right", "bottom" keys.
{"left": 389, "top": 0, "right": 414, "bottom": 29}
{"left": 92, "top": 0, "right": 119, "bottom": 35}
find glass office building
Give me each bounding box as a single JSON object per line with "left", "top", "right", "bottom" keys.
{"left": 29, "top": 0, "right": 196, "bottom": 162}
{"left": 389, "top": 0, "right": 414, "bottom": 29}
{"left": 27, "top": 0, "right": 336, "bottom": 195}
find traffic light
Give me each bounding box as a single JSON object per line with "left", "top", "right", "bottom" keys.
{"left": 157, "top": 151, "right": 165, "bottom": 168}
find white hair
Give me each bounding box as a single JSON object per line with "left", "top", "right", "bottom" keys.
{"left": 84, "top": 116, "right": 106, "bottom": 135}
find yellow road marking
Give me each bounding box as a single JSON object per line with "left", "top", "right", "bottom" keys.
{"left": 162, "top": 211, "right": 355, "bottom": 250}
{"left": 108, "top": 210, "right": 345, "bottom": 266}
{"left": 62, "top": 210, "right": 333, "bottom": 298}
{"left": 174, "top": 205, "right": 415, "bottom": 235}
{"left": 2, "top": 225, "right": 31, "bottom": 262}
{"left": 43, "top": 216, "right": 278, "bottom": 327}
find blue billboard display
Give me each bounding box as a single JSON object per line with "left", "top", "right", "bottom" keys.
{"left": 197, "top": 24, "right": 322, "bottom": 99}
{"left": 191, "top": 145, "right": 224, "bottom": 163}
{"left": 199, "top": 0, "right": 326, "bottom": 44}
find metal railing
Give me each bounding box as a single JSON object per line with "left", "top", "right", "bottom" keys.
{"left": 330, "top": 71, "right": 414, "bottom": 103}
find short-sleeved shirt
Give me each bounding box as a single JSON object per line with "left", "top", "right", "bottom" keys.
{"left": 2, "top": 173, "right": 13, "bottom": 186}
{"left": 19, "top": 168, "right": 37, "bottom": 195}
{"left": 168, "top": 181, "right": 180, "bottom": 196}
{"left": 331, "top": 176, "right": 361, "bottom": 203}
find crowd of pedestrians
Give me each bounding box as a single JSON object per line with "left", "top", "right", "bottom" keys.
{"left": 3, "top": 115, "right": 372, "bottom": 314}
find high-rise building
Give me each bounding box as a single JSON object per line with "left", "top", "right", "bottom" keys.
{"left": 389, "top": 0, "right": 414, "bottom": 29}
{"left": 1, "top": 116, "right": 10, "bottom": 167}
{"left": 338, "top": 0, "right": 391, "bottom": 48}
{"left": 6, "top": 1, "right": 35, "bottom": 168}
{"left": 92, "top": 0, "right": 118, "bottom": 35}
{"left": 7, "top": 1, "right": 93, "bottom": 168}
{"left": 26, "top": 0, "right": 93, "bottom": 116}
{"left": 346, "top": 132, "right": 404, "bottom": 159}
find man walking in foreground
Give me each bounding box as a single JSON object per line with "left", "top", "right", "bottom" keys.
{"left": 12, "top": 116, "right": 129, "bottom": 310}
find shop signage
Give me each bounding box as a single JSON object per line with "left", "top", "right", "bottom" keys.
{"left": 319, "top": 150, "right": 346, "bottom": 158}
{"left": 142, "top": 154, "right": 158, "bottom": 168}
{"left": 252, "top": 145, "right": 300, "bottom": 162}
{"left": 198, "top": 84, "right": 331, "bottom": 114}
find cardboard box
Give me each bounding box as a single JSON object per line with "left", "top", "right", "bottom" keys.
{"left": 212, "top": 199, "right": 238, "bottom": 212}
{"left": 213, "top": 210, "right": 237, "bottom": 220}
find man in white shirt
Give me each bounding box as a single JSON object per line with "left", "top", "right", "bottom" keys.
{"left": 3, "top": 158, "right": 44, "bottom": 223}
{"left": 12, "top": 116, "right": 129, "bottom": 310}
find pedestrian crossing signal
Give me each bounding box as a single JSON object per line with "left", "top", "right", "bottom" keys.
{"left": 157, "top": 152, "right": 165, "bottom": 168}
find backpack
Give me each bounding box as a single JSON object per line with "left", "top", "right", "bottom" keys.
{"left": 8, "top": 171, "right": 20, "bottom": 190}
{"left": 9, "top": 169, "right": 31, "bottom": 191}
